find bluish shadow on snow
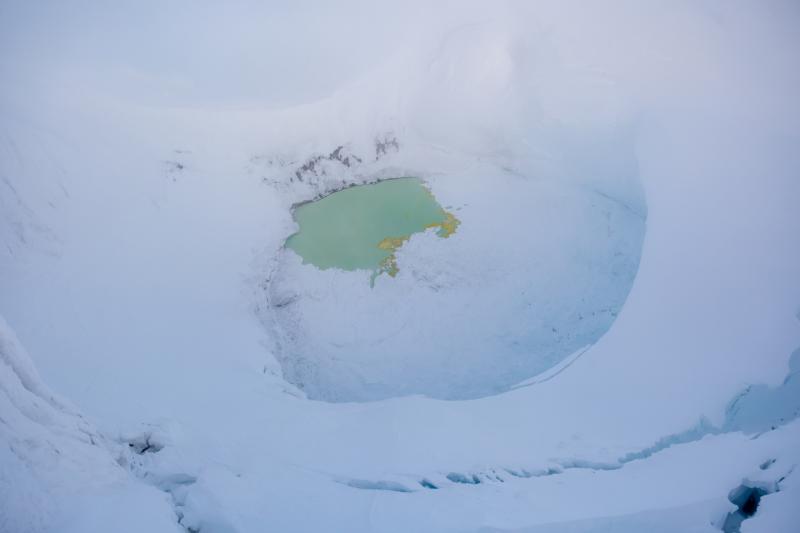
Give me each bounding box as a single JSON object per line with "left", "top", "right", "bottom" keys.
{"left": 344, "top": 346, "right": 800, "bottom": 497}
{"left": 723, "top": 348, "right": 800, "bottom": 434}
{"left": 342, "top": 478, "right": 414, "bottom": 493}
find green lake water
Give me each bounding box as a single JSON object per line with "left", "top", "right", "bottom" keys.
{"left": 285, "top": 177, "right": 459, "bottom": 283}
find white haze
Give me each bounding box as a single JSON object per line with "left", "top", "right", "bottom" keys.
{"left": 1, "top": 1, "right": 799, "bottom": 532}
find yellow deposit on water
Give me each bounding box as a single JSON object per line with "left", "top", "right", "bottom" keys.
{"left": 285, "top": 177, "right": 459, "bottom": 285}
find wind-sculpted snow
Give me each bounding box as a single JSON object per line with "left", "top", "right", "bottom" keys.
{"left": 0, "top": 317, "right": 179, "bottom": 533}
{"left": 723, "top": 348, "right": 800, "bottom": 435}
{"left": 1, "top": 1, "right": 799, "bottom": 532}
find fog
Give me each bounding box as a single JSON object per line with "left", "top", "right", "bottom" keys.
{"left": 1, "top": 2, "right": 799, "bottom": 532}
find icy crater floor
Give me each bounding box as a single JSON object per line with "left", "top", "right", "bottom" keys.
{"left": 269, "top": 170, "right": 645, "bottom": 401}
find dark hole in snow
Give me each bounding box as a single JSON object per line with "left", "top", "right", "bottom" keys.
{"left": 722, "top": 483, "right": 770, "bottom": 533}
{"left": 730, "top": 485, "right": 767, "bottom": 517}
{"left": 740, "top": 492, "right": 759, "bottom": 516}
{"left": 419, "top": 479, "right": 438, "bottom": 489}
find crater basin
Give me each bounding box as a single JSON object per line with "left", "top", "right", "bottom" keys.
{"left": 271, "top": 172, "right": 646, "bottom": 402}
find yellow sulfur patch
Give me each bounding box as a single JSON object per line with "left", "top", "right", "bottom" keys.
{"left": 373, "top": 208, "right": 460, "bottom": 285}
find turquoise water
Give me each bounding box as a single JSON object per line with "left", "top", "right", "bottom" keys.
{"left": 285, "top": 178, "right": 458, "bottom": 280}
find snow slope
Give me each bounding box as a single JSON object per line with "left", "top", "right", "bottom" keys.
{"left": 1, "top": 1, "right": 799, "bottom": 532}
{"left": 0, "top": 317, "right": 179, "bottom": 533}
